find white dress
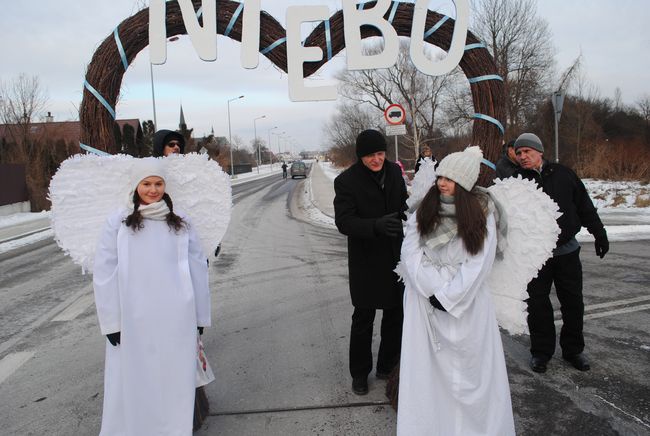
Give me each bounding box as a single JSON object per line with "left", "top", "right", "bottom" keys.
{"left": 93, "top": 210, "right": 211, "bottom": 436}
{"left": 397, "top": 212, "right": 515, "bottom": 436}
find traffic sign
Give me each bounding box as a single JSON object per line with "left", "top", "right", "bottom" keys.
{"left": 384, "top": 103, "right": 406, "bottom": 125}
{"left": 385, "top": 124, "right": 407, "bottom": 136}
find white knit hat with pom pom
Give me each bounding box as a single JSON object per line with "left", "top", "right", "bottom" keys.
{"left": 436, "top": 146, "right": 484, "bottom": 191}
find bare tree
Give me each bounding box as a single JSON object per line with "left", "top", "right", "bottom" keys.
{"left": 336, "top": 41, "right": 459, "bottom": 160}
{"left": 0, "top": 74, "right": 49, "bottom": 162}
{"left": 636, "top": 94, "right": 650, "bottom": 144}
{"left": 323, "top": 102, "right": 377, "bottom": 167}
{"left": 472, "top": 0, "right": 555, "bottom": 134}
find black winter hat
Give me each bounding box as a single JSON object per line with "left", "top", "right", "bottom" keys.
{"left": 355, "top": 129, "right": 387, "bottom": 158}
{"left": 152, "top": 129, "right": 185, "bottom": 157}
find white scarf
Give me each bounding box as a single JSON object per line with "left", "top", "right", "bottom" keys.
{"left": 138, "top": 200, "right": 170, "bottom": 221}
{"left": 423, "top": 195, "right": 458, "bottom": 253}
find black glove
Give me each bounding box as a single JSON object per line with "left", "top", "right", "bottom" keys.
{"left": 197, "top": 327, "right": 204, "bottom": 335}
{"left": 374, "top": 212, "right": 403, "bottom": 238}
{"left": 429, "top": 295, "right": 446, "bottom": 312}
{"left": 106, "top": 332, "right": 121, "bottom": 346}
{"left": 594, "top": 229, "right": 609, "bottom": 259}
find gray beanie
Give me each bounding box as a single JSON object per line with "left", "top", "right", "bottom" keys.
{"left": 514, "top": 133, "right": 544, "bottom": 153}
{"left": 436, "top": 146, "right": 483, "bottom": 191}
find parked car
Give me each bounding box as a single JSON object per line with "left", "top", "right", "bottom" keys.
{"left": 290, "top": 161, "right": 307, "bottom": 179}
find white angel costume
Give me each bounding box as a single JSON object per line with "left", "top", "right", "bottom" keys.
{"left": 395, "top": 147, "right": 560, "bottom": 436}
{"left": 49, "top": 154, "right": 231, "bottom": 436}
{"left": 397, "top": 209, "right": 515, "bottom": 436}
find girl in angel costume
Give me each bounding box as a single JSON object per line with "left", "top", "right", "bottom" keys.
{"left": 395, "top": 147, "right": 560, "bottom": 436}
{"left": 49, "top": 154, "right": 231, "bottom": 436}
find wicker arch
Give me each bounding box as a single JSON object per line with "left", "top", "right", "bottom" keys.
{"left": 80, "top": 0, "right": 504, "bottom": 184}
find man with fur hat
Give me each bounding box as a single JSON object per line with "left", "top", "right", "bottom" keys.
{"left": 334, "top": 129, "right": 408, "bottom": 395}
{"left": 513, "top": 132, "right": 609, "bottom": 373}
{"left": 152, "top": 129, "right": 186, "bottom": 157}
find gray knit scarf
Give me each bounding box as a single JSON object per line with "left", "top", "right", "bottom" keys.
{"left": 423, "top": 195, "right": 458, "bottom": 253}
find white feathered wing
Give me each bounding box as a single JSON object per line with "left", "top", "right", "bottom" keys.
{"left": 485, "top": 176, "right": 561, "bottom": 335}
{"left": 49, "top": 153, "right": 231, "bottom": 273}
{"left": 400, "top": 161, "right": 561, "bottom": 335}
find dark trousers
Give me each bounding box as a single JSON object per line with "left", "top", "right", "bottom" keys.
{"left": 349, "top": 306, "right": 403, "bottom": 379}
{"left": 526, "top": 248, "right": 584, "bottom": 359}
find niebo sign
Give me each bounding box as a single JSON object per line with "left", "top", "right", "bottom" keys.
{"left": 149, "top": 0, "right": 470, "bottom": 102}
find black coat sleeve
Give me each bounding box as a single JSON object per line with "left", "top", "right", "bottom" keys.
{"left": 573, "top": 173, "right": 605, "bottom": 235}
{"left": 333, "top": 174, "right": 377, "bottom": 239}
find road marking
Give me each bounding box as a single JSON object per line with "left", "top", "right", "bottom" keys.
{"left": 593, "top": 394, "right": 650, "bottom": 430}
{"left": 212, "top": 400, "right": 390, "bottom": 416}
{"left": 0, "top": 287, "right": 88, "bottom": 356}
{"left": 51, "top": 292, "right": 95, "bottom": 322}
{"left": 555, "top": 303, "right": 650, "bottom": 325}
{"left": 0, "top": 352, "right": 35, "bottom": 385}
{"left": 554, "top": 296, "right": 650, "bottom": 317}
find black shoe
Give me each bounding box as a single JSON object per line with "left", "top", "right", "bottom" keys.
{"left": 376, "top": 370, "right": 390, "bottom": 380}
{"left": 563, "top": 353, "right": 590, "bottom": 371}
{"left": 530, "top": 355, "right": 549, "bottom": 373}
{"left": 352, "top": 377, "right": 368, "bottom": 395}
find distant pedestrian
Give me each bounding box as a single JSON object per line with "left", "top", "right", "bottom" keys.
{"left": 152, "top": 129, "right": 185, "bottom": 157}
{"left": 396, "top": 146, "right": 515, "bottom": 436}
{"left": 334, "top": 129, "right": 408, "bottom": 396}
{"left": 93, "top": 158, "right": 210, "bottom": 435}
{"left": 414, "top": 145, "right": 435, "bottom": 173}
{"left": 282, "top": 162, "right": 288, "bottom": 179}
{"left": 495, "top": 139, "right": 519, "bottom": 179}
{"left": 513, "top": 133, "right": 609, "bottom": 373}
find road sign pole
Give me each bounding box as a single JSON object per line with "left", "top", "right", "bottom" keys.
{"left": 394, "top": 136, "right": 398, "bottom": 162}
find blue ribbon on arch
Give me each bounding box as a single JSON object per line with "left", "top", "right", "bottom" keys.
{"left": 468, "top": 74, "right": 503, "bottom": 84}
{"left": 388, "top": 1, "right": 400, "bottom": 23}
{"left": 79, "top": 143, "right": 110, "bottom": 156}
{"left": 324, "top": 20, "right": 333, "bottom": 60}
{"left": 224, "top": 2, "right": 244, "bottom": 37}
{"left": 113, "top": 27, "right": 129, "bottom": 71}
{"left": 472, "top": 113, "right": 504, "bottom": 135}
{"left": 358, "top": 1, "right": 367, "bottom": 10}
{"left": 424, "top": 15, "right": 449, "bottom": 39}
{"left": 261, "top": 37, "right": 287, "bottom": 55}
{"left": 465, "top": 42, "right": 486, "bottom": 51}
{"left": 84, "top": 80, "right": 116, "bottom": 119}
{"left": 481, "top": 158, "right": 496, "bottom": 170}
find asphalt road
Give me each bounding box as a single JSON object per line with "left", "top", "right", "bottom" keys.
{"left": 0, "top": 173, "right": 648, "bottom": 435}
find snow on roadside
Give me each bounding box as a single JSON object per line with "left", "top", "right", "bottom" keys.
{"left": 301, "top": 172, "right": 336, "bottom": 229}
{"left": 0, "top": 210, "right": 50, "bottom": 229}
{"left": 0, "top": 229, "right": 53, "bottom": 254}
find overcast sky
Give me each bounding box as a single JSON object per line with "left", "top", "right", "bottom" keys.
{"left": 2, "top": 1, "right": 649, "bottom": 152}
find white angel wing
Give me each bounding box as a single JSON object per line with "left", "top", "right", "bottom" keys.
{"left": 163, "top": 153, "right": 232, "bottom": 258}
{"left": 407, "top": 157, "right": 437, "bottom": 213}
{"left": 486, "top": 176, "right": 562, "bottom": 335}
{"left": 49, "top": 154, "right": 135, "bottom": 272}
{"left": 49, "top": 153, "right": 231, "bottom": 273}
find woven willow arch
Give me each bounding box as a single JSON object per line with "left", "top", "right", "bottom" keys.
{"left": 80, "top": 0, "right": 504, "bottom": 185}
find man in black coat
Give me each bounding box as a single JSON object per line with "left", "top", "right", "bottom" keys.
{"left": 495, "top": 139, "right": 519, "bottom": 179}
{"left": 152, "top": 129, "right": 185, "bottom": 157}
{"left": 334, "top": 129, "right": 408, "bottom": 395}
{"left": 513, "top": 133, "right": 609, "bottom": 374}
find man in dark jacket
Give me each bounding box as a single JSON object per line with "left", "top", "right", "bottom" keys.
{"left": 334, "top": 129, "right": 408, "bottom": 395}
{"left": 152, "top": 129, "right": 185, "bottom": 157}
{"left": 513, "top": 133, "right": 609, "bottom": 374}
{"left": 495, "top": 139, "right": 518, "bottom": 179}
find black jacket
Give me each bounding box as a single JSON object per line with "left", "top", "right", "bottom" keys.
{"left": 334, "top": 160, "right": 408, "bottom": 309}
{"left": 514, "top": 161, "right": 605, "bottom": 248}
{"left": 495, "top": 153, "right": 519, "bottom": 179}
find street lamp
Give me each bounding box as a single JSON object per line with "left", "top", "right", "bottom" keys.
{"left": 268, "top": 126, "right": 278, "bottom": 168}
{"left": 227, "top": 95, "right": 244, "bottom": 177}
{"left": 253, "top": 115, "right": 266, "bottom": 173}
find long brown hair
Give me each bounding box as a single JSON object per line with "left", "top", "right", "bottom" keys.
{"left": 124, "top": 192, "right": 186, "bottom": 232}
{"left": 416, "top": 183, "right": 487, "bottom": 255}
